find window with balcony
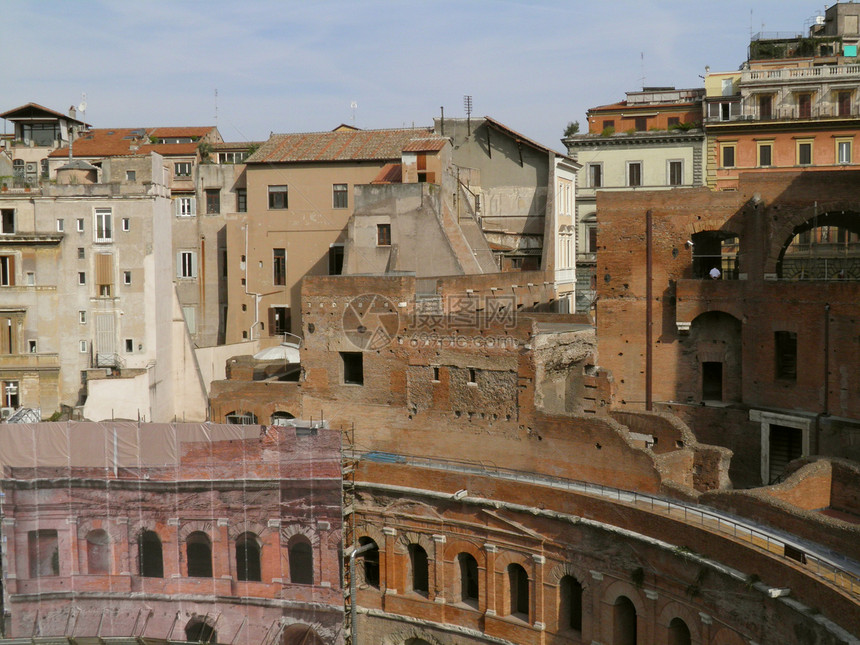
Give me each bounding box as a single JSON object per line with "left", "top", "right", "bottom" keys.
{"left": 94, "top": 209, "right": 112, "bottom": 242}
{"left": 838, "top": 91, "right": 853, "bottom": 117}
{"left": 759, "top": 94, "right": 773, "bottom": 119}
{"left": 798, "top": 93, "right": 812, "bottom": 119}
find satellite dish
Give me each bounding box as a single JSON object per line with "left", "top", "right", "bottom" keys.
{"left": 78, "top": 101, "right": 87, "bottom": 113}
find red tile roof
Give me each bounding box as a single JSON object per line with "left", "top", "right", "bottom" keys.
{"left": 49, "top": 126, "right": 216, "bottom": 158}
{"left": 371, "top": 163, "right": 403, "bottom": 184}
{"left": 402, "top": 138, "right": 447, "bottom": 152}
{"left": 1, "top": 102, "right": 90, "bottom": 127}
{"left": 248, "top": 128, "right": 438, "bottom": 164}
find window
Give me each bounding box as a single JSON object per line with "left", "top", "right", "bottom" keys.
{"left": 96, "top": 253, "right": 113, "bottom": 297}
{"left": 587, "top": 163, "right": 602, "bottom": 188}
{"left": 125, "top": 338, "right": 133, "bottom": 352}
{"left": 273, "top": 248, "right": 286, "bottom": 285}
{"left": 408, "top": 544, "right": 429, "bottom": 595}
{"left": 669, "top": 618, "right": 692, "bottom": 645}
{"left": 86, "top": 529, "right": 110, "bottom": 574}
{"left": 205, "top": 188, "right": 220, "bottom": 214}
{"left": 94, "top": 208, "right": 112, "bottom": 242}
{"left": 703, "top": 361, "right": 723, "bottom": 401}
{"left": 28, "top": 530, "right": 59, "bottom": 578}
{"left": 186, "top": 532, "right": 212, "bottom": 578}
{"left": 139, "top": 530, "right": 163, "bottom": 578}
{"left": 174, "top": 162, "right": 191, "bottom": 177}
{"left": 458, "top": 553, "right": 479, "bottom": 604}
{"left": 1, "top": 209, "right": 14, "bottom": 234}
{"left": 838, "top": 91, "right": 852, "bottom": 117}
{"left": 758, "top": 142, "right": 773, "bottom": 167}
{"left": 12, "top": 160, "right": 23, "bottom": 179}
{"left": 236, "top": 533, "right": 262, "bottom": 582}
{"left": 2, "top": 379, "right": 18, "bottom": 405}
{"left": 613, "top": 596, "right": 638, "bottom": 644}
{"left": 837, "top": 138, "right": 853, "bottom": 164}
{"left": 218, "top": 151, "right": 247, "bottom": 164}
{"left": 798, "top": 93, "right": 812, "bottom": 118}
{"left": 603, "top": 119, "right": 615, "bottom": 131}
{"left": 333, "top": 183, "right": 348, "bottom": 208}
{"left": 0, "top": 256, "right": 15, "bottom": 286}
{"left": 667, "top": 116, "right": 680, "bottom": 128}
{"left": 268, "top": 185, "right": 288, "bottom": 209}
{"left": 775, "top": 331, "right": 797, "bottom": 380}
{"left": 626, "top": 161, "right": 642, "bottom": 187}
{"left": 468, "top": 368, "right": 477, "bottom": 384}
{"left": 236, "top": 188, "right": 247, "bottom": 213}
{"left": 77, "top": 247, "right": 85, "bottom": 259}
{"left": 288, "top": 536, "right": 313, "bottom": 585}
{"left": 28, "top": 340, "right": 36, "bottom": 353}
{"left": 329, "top": 244, "right": 344, "bottom": 275}
{"left": 508, "top": 563, "right": 529, "bottom": 617}
{"left": 588, "top": 225, "right": 598, "bottom": 253}
{"left": 177, "top": 251, "right": 198, "bottom": 278}
{"left": 56, "top": 218, "right": 64, "bottom": 232}
{"left": 175, "top": 196, "right": 196, "bottom": 217}
{"left": 41, "top": 159, "right": 48, "bottom": 178}
{"left": 358, "top": 537, "right": 379, "bottom": 588}
{"left": 759, "top": 94, "right": 773, "bottom": 119}
{"left": 123, "top": 270, "right": 131, "bottom": 285}
{"left": 26, "top": 272, "right": 34, "bottom": 286}
{"left": 78, "top": 272, "right": 86, "bottom": 285}
{"left": 79, "top": 311, "right": 87, "bottom": 324}
{"left": 76, "top": 218, "right": 84, "bottom": 233}
{"left": 122, "top": 218, "right": 130, "bottom": 231}
{"left": 341, "top": 351, "right": 363, "bottom": 385}
{"left": 797, "top": 141, "right": 813, "bottom": 165}
{"left": 668, "top": 160, "right": 683, "bottom": 186}
{"left": 634, "top": 116, "right": 647, "bottom": 131}
{"left": 721, "top": 143, "right": 736, "bottom": 168}
{"left": 126, "top": 170, "right": 136, "bottom": 181}
{"left": 269, "top": 306, "right": 290, "bottom": 335}
{"left": 559, "top": 575, "right": 583, "bottom": 632}
{"left": 377, "top": 223, "right": 391, "bottom": 246}
{"left": 80, "top": 340, "right": 88, "bottom": 353}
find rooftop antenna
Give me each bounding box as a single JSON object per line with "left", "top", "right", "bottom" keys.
{"left": 70, "top": 93, "right": 87, "bottom": 162}
{"left": 640, "top": 52, "right": 645, "bottom": 89}
{"left": 350, "top": 101, "right": 357, "bottom": 126}
{"left": 464, "top": 95, "right": 473, "bottom": 136}
{"left": 214, "top": 88, "right": 218, "bottom": 127}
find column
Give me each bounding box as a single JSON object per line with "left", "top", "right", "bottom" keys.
{"left": 382, "top": 527, "right": 397, "bottom": 595}
{"left": 432, "top": 534, "right": 446, "bottom": 604}
{"left": 216, "top": 518, "right": 230, "bottom": 580}
{"left": 644, "top": 589, "right": 659, "bottom": 645}
{"left": 588, "top": 570, "right": 603, "bottom": 644}
{"left": 699, "top": 612, "right": 713, "bottom": 644}
{"left": 166, "top": 518, "right": 180, "bottom": 578}
{"left": 484, "top": 544, "right": 498, "bottom": 616}
{"left": 532, "top": 554, "right": 546, "bottom": 631}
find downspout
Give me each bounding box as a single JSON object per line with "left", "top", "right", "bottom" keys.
{"left": 645, "top": 209, "right": 653, "bottom": 411}
{"left": 242, "top": 224, "right": 263, "bottom": 339}
{"left": 349, "top": 542, "right": 375, "bottom": 645}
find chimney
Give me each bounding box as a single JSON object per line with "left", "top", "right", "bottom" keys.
{"left": 69, "top": 106, "right": 76, "bottom": 119}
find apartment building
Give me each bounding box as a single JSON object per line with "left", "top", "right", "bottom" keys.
{"left": 564, "top": 88, "right": 706, "bottom": 313}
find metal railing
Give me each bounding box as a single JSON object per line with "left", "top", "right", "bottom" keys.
{"left": 355, "top": 450, "right": 860, "bottom": 598}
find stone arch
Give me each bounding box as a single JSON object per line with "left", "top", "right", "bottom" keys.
{"left": 601, "top": 579, "right": 646, "bottom": 616}
{"left": 548, "top": 561, "right": 588, "bottom": 586}
{"left": 380, "top": 625, "right": 447, "bottom": 645}
{"left": 184, "top": 616, "right": 217, "bottom": 643}
{"left": 178, "top": 521, "right": 216, "bottom": 543}
{"left": 75, "top": 518, "right": 122, "bottom": 543}
{"left": 354, "top": 523, "right": 386, "bottom": 551}
{"left": 280, "top": 524, "right": 319, "bottom": 549}
{"left": 227, "top": 519, "right": 269, "bottom": 541}
{"left": 442, "top": 538, "right": 484, "bottom": 567}
{"left": 681, "top": 310, "right": 743, "bottom": 404}
{"left": 492, "top": 549, "right": 534, "bottom": 574}
{"left": 395, "top": 530, "right": 435, "bottom": 556}
{"left": 774, "top": 208, "right": 860, "bottom": 280}
{"left": 657, "top": 602, "right": 701, "bottom": 643}
{"left": 281, "top": 623, "right": 325, "bottom": 645}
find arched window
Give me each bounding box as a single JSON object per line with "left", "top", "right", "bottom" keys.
{"left": 225, "top": 410, "right": 257, "bottom": 424}
{"left": 508, "top": 563, "right": 529, "bottom": 617}
{"left": 559, "top": 575, "right": 583, "bottom": 631}
{"left": 236, "top": 532, "right": 261, "bottom": 582}
{"left": 139, "top": 530, "right": 163, "bottom": 578}
{"left": 186, "top": 531, "right": 212, "bottom": 578}
{"left": 613, "top": 595, "right": 637, "bottom": 645}
{"left": 358, "top": 536, "right": 379, "bottom": 588}
{"left": 288, "top": 536, "right": 313, "bottom": 585}
{"left": 86, "top": 529, "right": 110, "bottom": 574}
{"left": 408, "top": 544, "right": 429, "bottom": 595}
{"left": 458, "top": 552, "right": 479, "bottom": 604}
{"left": 271, "top": 411, "right": 295, "bottom": 425}
{"left": 668, "top": 617, "right": 691, "bottom": 645}
{"left": 185, "top": 619, "right": 217, "bottom": 644}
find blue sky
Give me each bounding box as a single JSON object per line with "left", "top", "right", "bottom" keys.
{"left": 4, "top": 1, "right": 824, "bottom": 152}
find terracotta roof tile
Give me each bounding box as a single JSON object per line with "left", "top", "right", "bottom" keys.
{"left": 248, "top": 127, "right": 436, "bottom": 164}
{"left": 402, "top": 138, "right": 447, "bottom": 152}
{"left": 371, "top": 163, "right": 402, "bottom": 184}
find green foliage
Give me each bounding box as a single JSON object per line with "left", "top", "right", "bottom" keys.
{"left": 563, "top": 121, "right": 580, "bottom": 137}
{"left": 600, "top": 126, "right": 615, "bottom": 137}
{"left": 47, "top": 410, "right": 62, "bottom": 422}
{"left": 197, "top": 141, "right": 213, "bottom": 163}
{"left": 246, "top": 143, "right": 260, "bottom": 157}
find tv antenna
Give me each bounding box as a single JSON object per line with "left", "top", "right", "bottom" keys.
{"left": 350, "top": 101, "right": 357, "bottom": 126}
{"left": 214, "top": 88, "right": 219, "bottom": 127}
{"left": 464, "top": 95, "right": 473, "bottom": 136}
{"left": 77, "top": 93, "right": 87, "bottom": 118}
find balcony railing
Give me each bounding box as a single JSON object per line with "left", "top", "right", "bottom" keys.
{"left": 742, "top": 64, "right": 860, "bottom": 83}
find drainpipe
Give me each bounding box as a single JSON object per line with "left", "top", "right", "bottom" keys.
{"left": 824, "top": 303, "right": 830, "bottom": 416}
{"left": 349, "top": 542, "right": 375, "bottom": 645}
{"left": 645, "top": 209, "right": 653, "bottom": 411}
{"left": 242, "top": 224, "right": 263, "bottom": 339}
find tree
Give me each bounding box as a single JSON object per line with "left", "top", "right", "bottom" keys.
{"left": 564, "top": 121, "right": 580, "bottom": 137}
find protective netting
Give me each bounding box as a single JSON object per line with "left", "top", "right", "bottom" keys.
{"left": 0, "top": 421, "right": 343, "bottom": 645}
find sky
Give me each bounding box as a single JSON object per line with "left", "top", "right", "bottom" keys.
{"left": 3, "top": 1, "right": 827, "bottom": 153}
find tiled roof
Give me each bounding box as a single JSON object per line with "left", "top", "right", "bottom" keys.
{"left": 370, "top": 163, "right": 403, "bottom": 184}
{"left": 1, "top": 102, "right": 90, "bottom": 127}
{"left": 248, "top": 127, "right": 437, "bottom": 164}
{"left": 402, "top": 138, "right": 447, "bottom": 152}
{"left": 212, "top": 141, "right": 262, "bottom": 150}
{"left": 49, "top": 127, "right": 209, "bottom": 158}
{"left": 149, "top": 126, "right": 216, "bottom": 138}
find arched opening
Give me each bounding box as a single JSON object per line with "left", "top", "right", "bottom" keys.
{"left": 288, "top": 536, "right": 313, "bottom": 585}
{"left": 185, "top": 619, "right": 217, "bottom": 644}
{"left": 559, "top": 574, "right": 583, "bottom": 631}
{"left": 405, "top": 640, "right": 433, "bottom": 645}
{"left": 186, "top": 531, "right": 213, "bottom": 578}
{"left": 691, "top": 231, "right": 739, "bottom": 280}
{"left": 271, "top": 411, "right": 296, "bottom": 425}
{"left": 86, "top": 529, "right": 110, "bottom": 574}
{"left": 458, "top": 552, "right": 479, "bottom": 605}
{"left": 508, "top": 563, "right": 529, "bottom": 618}
{"left": 358, "top": 536, "right": 379, "bottom": 588}
{"left": 668, "top": 617, "right": 692, "bottom": 645}
{"left": 281, "top": 624, "right": 325, "bottom": 645}
{"left": 685, "top": 311, "right": 742, "bottom": 404}
{"left": 225, "top": 410, "right": 258, "bottom": 424}
{"left": 235, "top": 532, "right": 261, "bottom": 582}
{"left": 612, "top": 595, "right": 637, "bottom": 645}
{"left": 139, "top": 530, "right": 163, "bottom": 578}
{"left": 408, "top": 543, "right": 429, "bottom": 595}
{"left": 778, "top": 211, "right": 860, "bottom": 280}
